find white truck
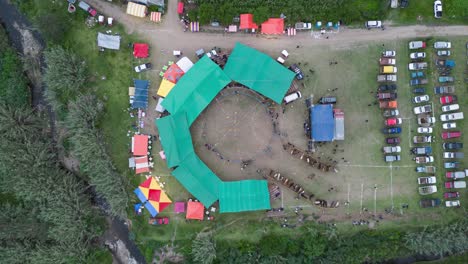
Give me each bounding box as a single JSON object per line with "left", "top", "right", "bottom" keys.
{"left": 377, "top": 74, "right": 397, "bottom": 82}
{"left": 295, "top": 22, "right": 312, "bottom": 30}
{"left": 418, "top": 176, "right": 436, "bottom": 185}
{"left": 440, "top": 112, "right": 464, "bottom": 121}
{"left": 413, "top": 105, "right": 432, "bottom": 115}
{"left": 408, "top": 62, "right": 428, "bottom": 70}
{"left": 414, "top": 156, "right": 434, "bottom": 164}
{"left": 383, "top": 146, "right": 401, "bottom": 153}
{"left": 445, "top": 170, "right": 467, "bottom": 179}
{"left": 419, "top": 185, "right": 437, "bottom": 195}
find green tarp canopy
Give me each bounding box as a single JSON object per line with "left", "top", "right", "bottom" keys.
{"left": 218, "top": 180, "right": 271, "bottom": 213}
{"left": 223, "top": 42, "right": 296, "bottom": 104}
{"left": 156, "top": 112, "right": 194, "bottom": 168}
{"left": 161, "top": 56, "right": 231, "bottom": 125}
{"left": 172, "top": 153, "right": 222, "bottom": 207}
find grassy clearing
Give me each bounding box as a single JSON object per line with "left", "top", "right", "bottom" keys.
{"left": 388, "top": 0, "right": 468, "bottom": 25}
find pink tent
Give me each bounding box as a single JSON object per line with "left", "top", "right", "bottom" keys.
{"left": 174, "top": 202, "right": 185, "bottom": 213}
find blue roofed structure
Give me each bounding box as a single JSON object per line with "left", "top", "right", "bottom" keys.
{"left": 310, "top": 104, "right": 335, "bottom": 142}
{"left": 132, "top": 79, "right": 149, "bottom": 109}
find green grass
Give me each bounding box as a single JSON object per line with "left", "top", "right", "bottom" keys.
{"left": 388, "top": 0, "right": 468, "bottom": 25}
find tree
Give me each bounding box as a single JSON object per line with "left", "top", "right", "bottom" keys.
{"left": 218, "top": 2, "right": 236, "bottom": 25}
{"left": 198, "top": 3, "right": 215, "bottom": 24}
{"left": 258, "top": 234, "right": 289, "bottom": 256}
{"left": 192, "top": 232, "right": 216, "bottom": 264}
{"left": 253, "top": 6, "right": 269, "bottom": 25}
{"left": 35, "top": 13, "right": 67, "bottom": 44}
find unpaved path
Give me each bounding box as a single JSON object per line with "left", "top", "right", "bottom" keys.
{"left": 88, "top": 0, "right": 468, "bottom": 54}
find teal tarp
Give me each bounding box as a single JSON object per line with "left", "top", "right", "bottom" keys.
{"left": 218, "top": 180, "right": 271, "bottom": 213}
{"left": 223, "top": 42, "right": 296, "bottom": 104}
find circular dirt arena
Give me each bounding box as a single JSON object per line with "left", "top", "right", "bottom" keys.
{"left": 195, "top": 86, "right": 275, "bottom": 164}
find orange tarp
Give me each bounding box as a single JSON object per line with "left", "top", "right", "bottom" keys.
{"left": 132, "top": 135, "right": 148, "bottom": 156}
{"left": 163, "top": 63, "right": 185, "bottom": 83}
{"left": 186, "top": 201, "right": 204, "bottom": 220}
{"left": 239, "top": 14, "right": 258, "bottom": 30}
{"left": 261, "top": 18, "right": 284, "bottom": 34}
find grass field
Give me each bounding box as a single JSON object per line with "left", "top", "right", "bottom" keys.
{"left": 388, "top": 0, "right": 468, "bottom": 25}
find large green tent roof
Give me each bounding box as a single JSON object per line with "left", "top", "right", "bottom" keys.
{"left": 223, "top": 42, "right": 296, "bottom": 104}
{"left": 218, "top": 180, "right": 271, "bottom": 213}
{"left": 156, "top": 112, "right": 194, "bottom": 168}
{"left": 161, "top": 56, "right": 231, "bottom": 125}
{"left": 172, "top": 153, "right": 222, "bottom": 207}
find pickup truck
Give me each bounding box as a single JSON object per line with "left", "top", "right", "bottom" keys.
{"left": 295, "top": 22, "right": 312, "bottom": 30}
{"left": 440, "top": 112, "right": 464, "bottom": 121}
{"left": 383, "top": 109, "right": 399, "bottom": 117}
{"left": 443, "top": 152, "right": 464, "bottom": 159}
{"left": 446, "top": 170, "right": 467, "bottom": 179}
{"left": 414, "top": 156, "right": 434, "bottom": 164}
{"left": 408, "top": 62, "right": 428, "bottom": 70}
{"left": 380, "top": 66, "right": 398, "bottom": 73}
{"left": 385, "top": 155, "right": 401, "bottom": 162}
{"left": 413, "top": 136, "right": 432, "bottom": 144}
{"left": 410, "top": 79, "right": 428, "bottom": 86}
{"left": 444, "top": 162, "right": 460, "bottom": 169}
{"left": 379, "top": 58, "right": 396, "bottom": 65}
{"left": 439, "top": 76, "right": 454, "bottom": 83}
{"left": 419, "top": 198, "right": 441, "bottom": 208}
{"left": 418, "top": 115, "right": 436, "bottom": 126}
{"left": 413, "top": 105, "right": 432, "bottom": 115}
{"left": 436, "top": 59, "right": 455, "bottom": 68}
{"left": 377, "top": 92, "right": 397, "bottom": 100}
{"left": 78, "top": 1, "right": 97, "bottom": 16}
{"left": 377, "top": 74, "right": 397, "bottom": 82}
{"left": 416, "top": 166, "right": 436, "bottom": 173}
{"left": 445, "top": 181, "right": 466, "bottom": 189}
{"left": 418, "top": 176, "right": 436, "bottom": 185}
{"left": 383, "top": 146, "right": 401, "bottom": 153}
{"left": 378, "top": 84, "right": 397, "bottom": 91}
{"left": 434, "top": 86, "right": 455, "bottom": 94}
{"left": 379, "top": 100, "right": 398, "bottom": 109}
{"left": 445, "top": 200, "right": 461, "bottom": 208}
{"left": 419, "top": 185, "right": 437, "bottom": 195}
{"left": 412, "top": 146, "right": 432, "bottom": 155}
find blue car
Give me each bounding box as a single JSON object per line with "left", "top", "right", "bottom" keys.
{"left": 413, "top": 87, "right": 426, "bottom": 94}
{"left": 444, "top": 162, "right": 460, "bottom": 169}
{"left": 411, "top": 71, "right": 425, "bottom": 78}
{"left": 382, "top": 127, "right": 402, "bottom": 134}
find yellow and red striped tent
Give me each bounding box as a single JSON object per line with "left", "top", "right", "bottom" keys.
{"left": 126, "top": 2, "right": 147, "bottom": 18}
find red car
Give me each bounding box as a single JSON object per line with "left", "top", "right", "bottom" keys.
{"left": 385, "top": 118, "right": 402, "bottom": 126}
{"left": 440, "top": 95, "right": 457, "bottom": 105}
{"left": 442, "top": 131, "right": 461, "bottom": 139}
{"left": 444, "top": 192, "right": 460, "bottom": 199}
{"left": 148, "top": 217, "right": 169, "bottom": 225}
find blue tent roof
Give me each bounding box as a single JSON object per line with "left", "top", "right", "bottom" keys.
{"left": 132, "top": 79, "right": 149, "bottom": 109}
{"left": 310, "top": 104, "right": 335, "bottom": 142}
{"left": 133, "top": 188, "right": 158, "bottom": 217}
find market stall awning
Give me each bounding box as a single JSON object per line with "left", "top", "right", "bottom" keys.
{"left": 126, "top": 2, "right": 147, "bottom": 18}
{"left": 132, "top": 134, "right": 149, "bottom": 156}
{"left": 163, "top": 63, "right": 184, "bottom": 83}
{"left": 132, "top": 79, "right": 149, "bottom": 109}
{"left": 310, "top": 104, "right": 335, "bottom": 142}
{"left": 176, "top": 57, "right": 194, "bottom": 73}
{"left": 135, "top": 156, "right": 150, "bottom": 174}
{"left": 218, "top": 180, "right": 271, "bottom": 213}
{"left": 240, "top": 14, "right": 258, "bottom": 29}
{"left": 177, "top": 2, "right": 184, "bottom": 14}
{"left": 261, "top": 18, "right": 284, "bottom": 34}
{"left": 174, "top": 202, "right": 185, "bottom": 213}
{"left": 186, "top": 201, "right": 204, "bottom": 220}
{"left": 97, "top": 32, "right": 121, "bottom": 50}
{"left": 134, "top": 177, "right": 172, "bottom": 217}
{"left": 133, "top": 43, "right": 149, "bottom": 58}
{"left": 157, "top": 79, "right": 176, "bottom": 97}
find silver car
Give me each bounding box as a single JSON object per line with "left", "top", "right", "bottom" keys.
{"left": 434, "top": 41, "right": 451, "bottom": 49}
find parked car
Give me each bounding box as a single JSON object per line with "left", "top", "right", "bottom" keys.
{"left": 411, "top": 71, "right": 425, "bottom": 78}
{"left": 410, "top": 79, "right": 428, "bottom": 86}
{"left": 440, "top": 112, "right": 464, "bottom": 121}
{"left": 78, "top": 1, "right": 97, "bottom": 16}
{"left": 445, "top": 181, "right": 466, "bottom": 189}
{"left": 283, "top": 91, "right": 302, "bottom": 104}
{"left": 444, "top": 162, "right": 460, "bottom": 169}
{"left": 436, "top": 59, "right": 455, "bottom": 68}
{"left": 445, "top": 200, "right": 460, "bottom": 208}
{"left": 434, "top": 41, "right": 451, "bottom": 49}
{"left": 434, "top": 86, "right": 455, "bottom": 94}
{"left": 385, "top": 155, "right": 401, "bottom": 162}
{"left": 441, "top": 104, "right": 460, "bottom": 112}
{"left": 409, "top": 41, "right": 426, "bottom": 49}
{"left": 382, "top": 127, "right": 402, "bottom": 134}
{"left": 440, "top": 95, "right": 457, "bottom": 105}
{"left": 386, "top": 137, "right": 401, "bottom": 145}
{"left": 413, "top": 136, "right": 432, "bottom": 144}
{"left": 378, "top": 84, "right": 397, "bottom": 91}
{"left": 434, "top": 0, "right": 443, "bottom": 18}
{"left": 416, "top": 166, "right": 436, "bottom": 173}
{"left": 379, "top": 58, "right": 396, "bottom": 65}
{"left": 379, "top": 100, "right": 398, "bottom": 109}
{"left": 377, "top": 74, "right": 397, "bottom": 82}
{"left": 365, "top": 21, "right": 383, "bottom": 29}
{"left": 439, "top": 76, "right": 454, "bottom": 83}
{"left": 377, "top": 92, "right": 397, "bottom": 100}
{"left": 437, "top": 50, "right": 451, "bottom": 56}
{"left": 419, "top": 185, "right": 437, "bottom": 195}
{"left": 444, "top": 192, "right": 459, "bottom": 199}
{"left": 418, "top": 115, "right": 436, "bottom": 126}
{"left": 383, "top": 109, "right": 399, "bottom": 117}
{"left": 400, "top": 0, "right": 409, "bottom": 8}
{"left": 417, "top": 127, "right": 433, "bottom": 134}
{"left": 442, "top": 122, "right": 456, "bottom": 130}
{"left": 413, "top": 95, "right": 429, "bottom": 103}
{"left": 382, "top": 50, "right": 396, "bottom": 57}
{"left": 380, "top": 66, "right": 398, "bottom": 74}
{"left": 318, "top": 96, "right": 337, "bottom": 104}
{"left": 418, "top": 176, "right": 436, "bottom": 185}
{"left": 134, "top": 63, "right": 152, "bottom": 73}
{"left": 414, "top": 156, "right": 434, "bottom": 164}
{"left": 443, "top": 142, "right": 463, "bottom": 150}
{"left": 410, "top": 52, "right": 426, "bottom": 59}
{"left": 383, "top": 146, "right": 401, "bottom": 153}
{"left": 413, "top": 87, "right": 426, "bottom": 94}
{"left": 288, "top": 64, "right": 304, "bottom": 80}
{"left": 148, "top": 217, "right": 169, "bottom": 225}
{"left": 385, "top": 118, "right": 402, "bottom": 126}
{"left": 412, "top": 146, "right": 432, "bottom": 155}
{"left": 443, "top": 152, "right": 464, "bottom": 159}
{"left": 413, "top": 105, "right": 432, "bottom": 114}
{"left": 408, "top": 62, "right": 428, "bottom": 70}
{"left": 446, "top": 170, "right": 466, "bottom": 179}
{"left": 442, "top": 131, "right": 462, "bottom": 139}
{"left": 419, "top": 198, "right": 441, "bottom": 208}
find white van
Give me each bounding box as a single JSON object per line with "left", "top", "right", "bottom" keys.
{"left": 283, "top": 91, "right": 302, "bottom": 104}
{"left": 277, "top": 57, "right": 285, "bottom": 64}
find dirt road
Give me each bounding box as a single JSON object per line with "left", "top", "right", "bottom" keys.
{"left": 89, "top": 0, "right": 468, "bottom": 54}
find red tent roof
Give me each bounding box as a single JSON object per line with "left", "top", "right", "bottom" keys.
{"left": 177, "top": 2, "right": 184, "bottom": 14}
{"left": 261, "top": 18, "right": 284, "bottom": 34}
{"left": 163, "top": 63, "right": 184, "bottom": 83}
{"left": 132, "top": 135, "right": 148, "bottom": 156}
{"left": 186, "top": 201, "right": 204, "bottom": 220}
{"left": 239, "top": 14, "right": 258, "bottom": 30}
{"left": 133, "top": 43, "right": 149, "bottom": 58}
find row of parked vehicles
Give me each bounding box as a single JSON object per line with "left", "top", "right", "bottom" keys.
{"left": 413, "top": 40, "right": 464, "bottom": 208}
{"left": 377, "top": 50, "right": 402, "bottom": 162}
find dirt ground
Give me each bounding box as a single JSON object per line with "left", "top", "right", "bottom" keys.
{"left": 87, "top": 0, "right": 468, "bottom": 224}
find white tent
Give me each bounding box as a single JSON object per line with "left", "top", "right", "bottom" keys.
{"left": 97, "top": 32, "right": 121, "bottom": 50}
{"left": 176, "top": 57, "right": 194, "bottom": 73}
